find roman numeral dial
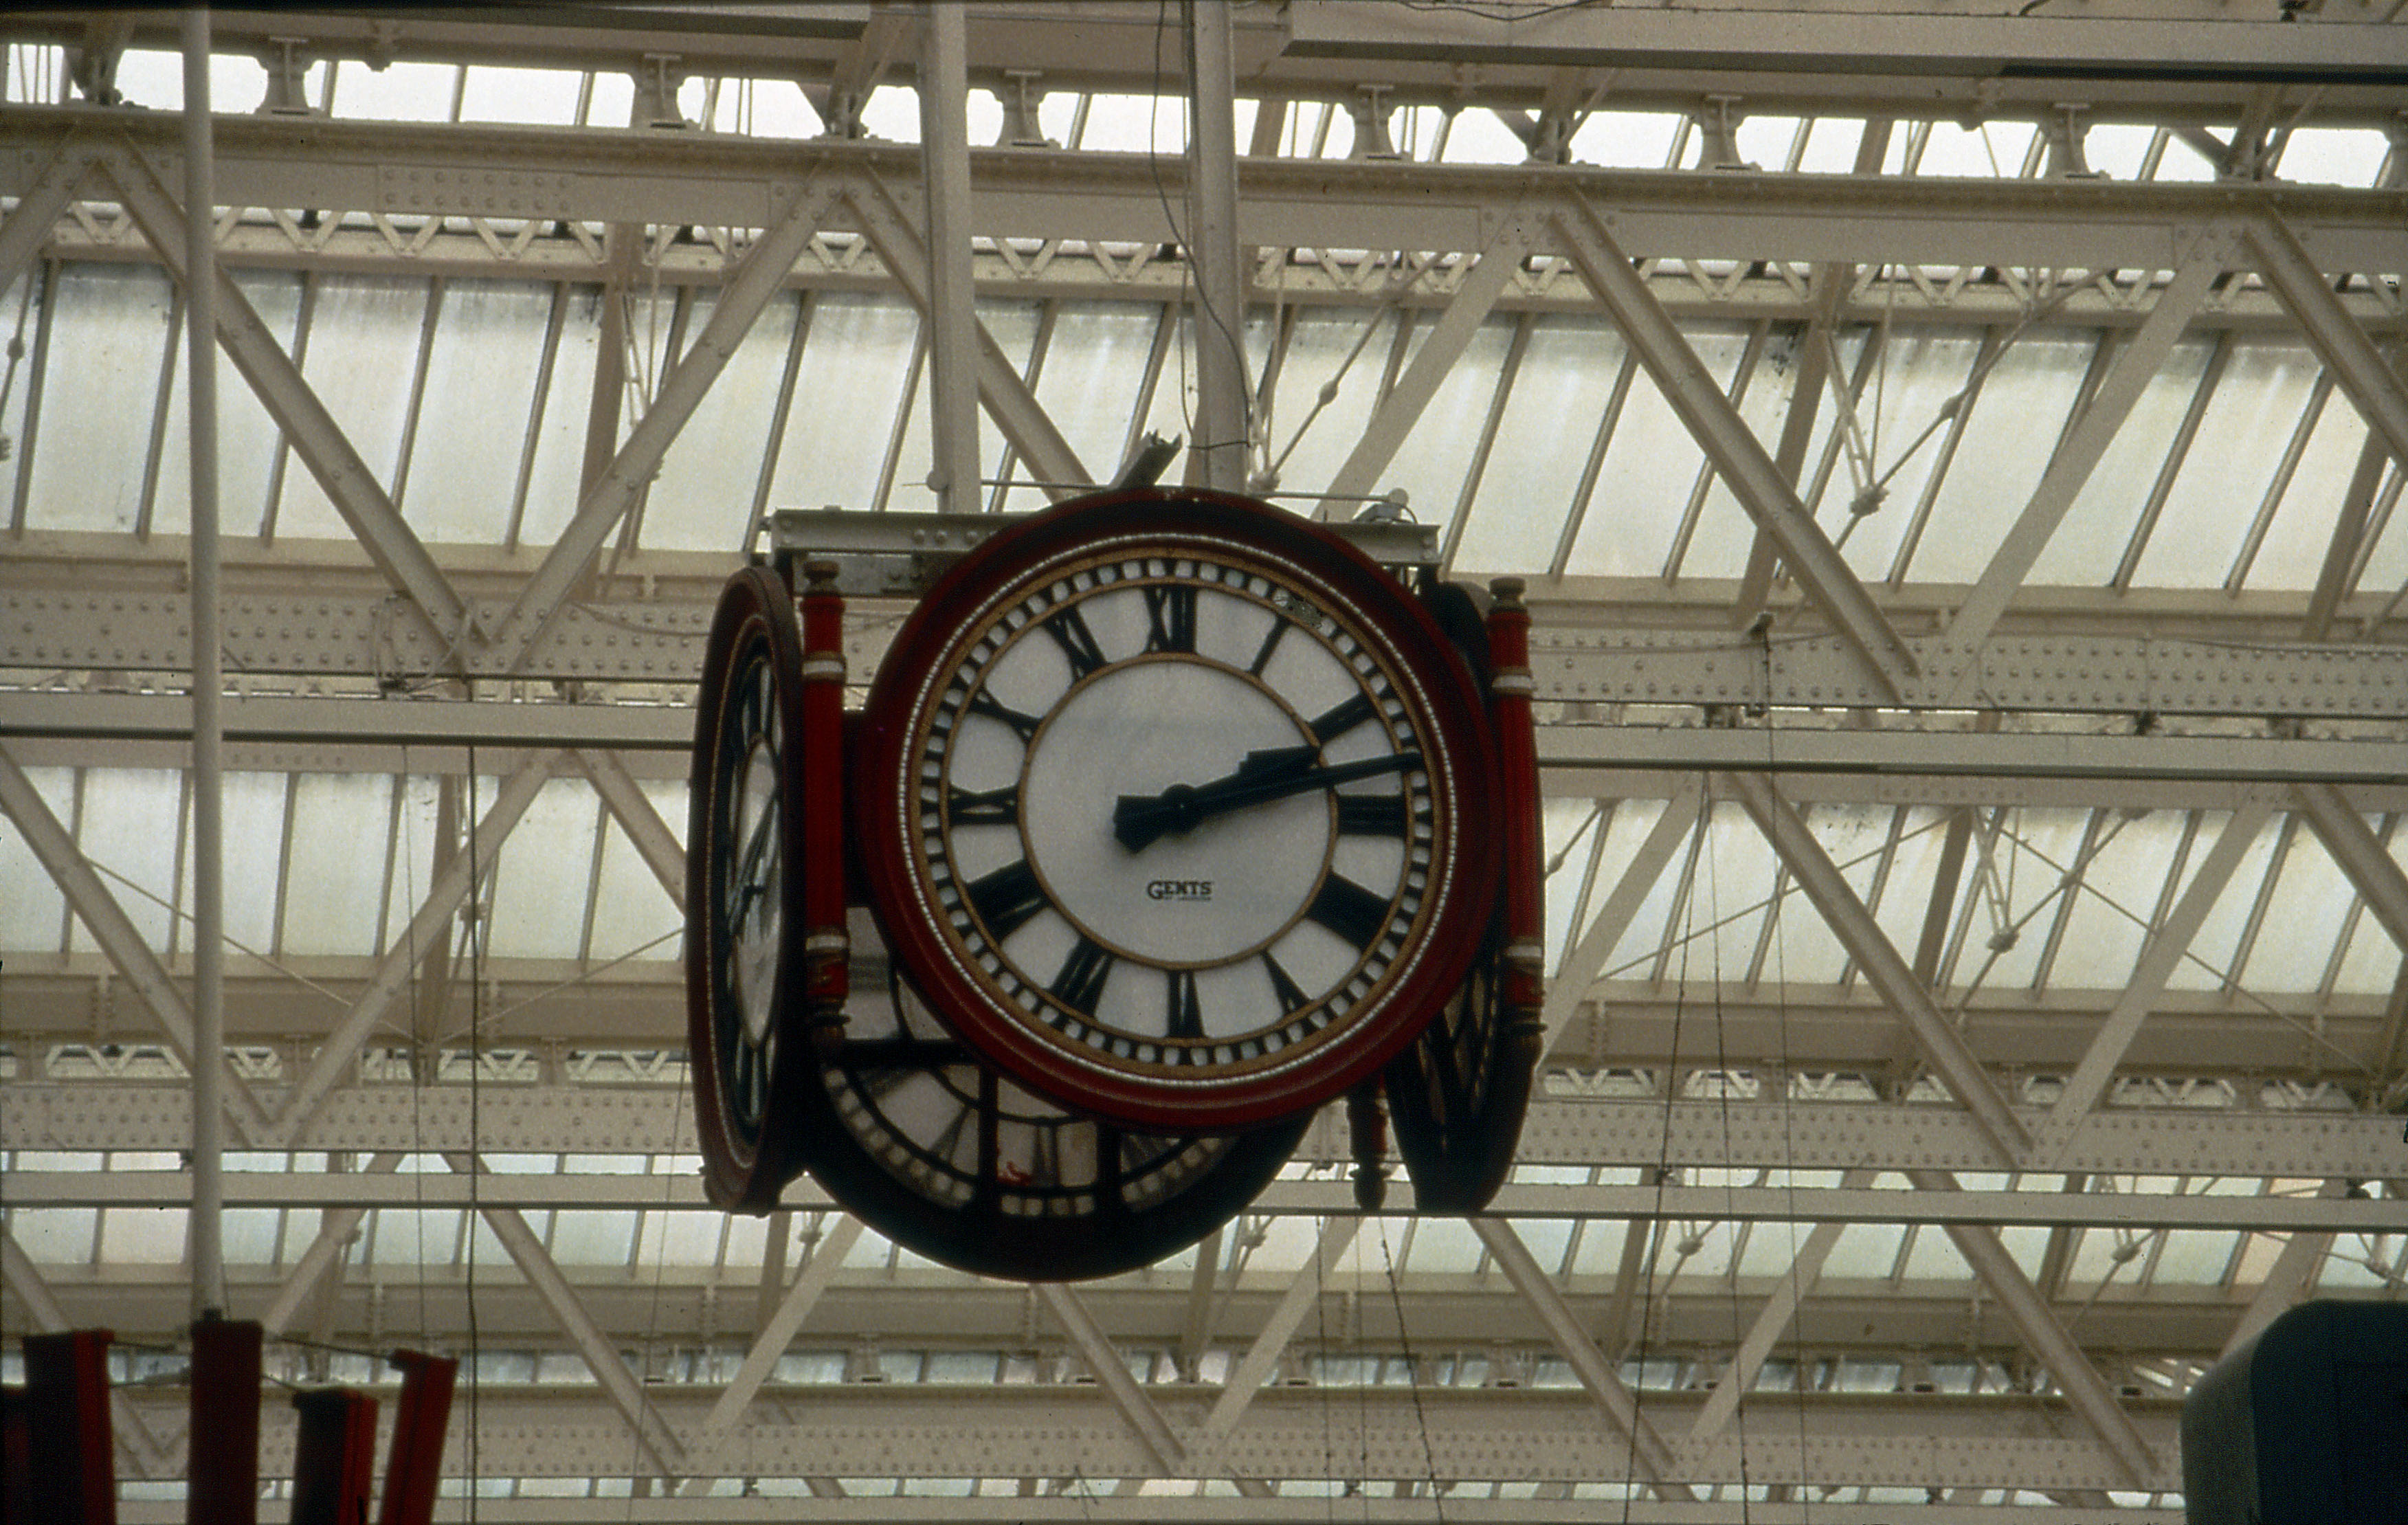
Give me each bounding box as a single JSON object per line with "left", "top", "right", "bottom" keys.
{"left": 863, "top": 498, "right": 1497, "bottom": 1135}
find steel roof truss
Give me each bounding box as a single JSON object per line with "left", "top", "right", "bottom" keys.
{"left": 676, "top": 1213, "right": 863, "bottom": 1491}
{"left": 1551, "top": 198, "right": 1916, "bottom": 702}
{"left": 0, "top": 1232, "right": 172, "bottom": 1478}
{"left": 1728, "top": 771, "right": 2031, "bottom": 1166}
{"left": 0, "top": 742, "right": 274, "bottom": 1143}
{"left": 274, "top": 750, "right": 556, "bottom": 1146}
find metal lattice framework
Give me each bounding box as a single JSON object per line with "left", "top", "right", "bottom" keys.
{"left": 2, "top": 3, "right": 2405, "bottom": 1520}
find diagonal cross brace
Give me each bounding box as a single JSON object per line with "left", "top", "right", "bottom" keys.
{"left": 1906, "top": 1168, "right": 2161, "bottom": 1491}
{"left": 2249, "top": 210, "right": 2408, "bottom": 477}
{"left": 445, "top": 1153, "right": 691, "bottom": 1477}
{"left": 1475, "top": 1217, "right": 1697, "bottom": 1501}
{"left": 2297, "top": 781, "right": 2408, "bottom": 953}
{"left": 0, "top": 741, "right": 273, "bottom": 1142}
{"left": 1541, "top": 783, "right": 1704, "bottom": 1051}
{"left": 1317, "top": 225, "right": 1535, "bottom": 518}
{"left": 1728, "top": 771, "right": 2031, "bottom": 1165}
{"left": 842, "top": 171, "right": 1093, "bottom": 496}
{"left": 276, "top": 751, "right": 555, "bottom": 1145}
{"left": 100, "top": 144, "right": 474, "bottom": 656}
{"left": 485, "top": 185, "right": 836, "bottom": 673}
{"left": 0, "top": 137, "right": 97, "bottom": 293}
{"left": 1552, "top": 195, "right": 1916, "bottom": 701}
{"left": 1036, "top": 1281, "right": 1188, "bottom": 1476}
{"left": 677, "top": 1214, "right": 864, "bottom": 1491}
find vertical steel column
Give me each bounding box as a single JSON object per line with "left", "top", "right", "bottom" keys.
{"left": 181, "top": 3, "right": 228, "bottom": 1320}
{"left": 1184, "top": 0, "right": 1247, "bottom": 493}
{"left": 917, "top": 5, "right": 979, "bottom": 513}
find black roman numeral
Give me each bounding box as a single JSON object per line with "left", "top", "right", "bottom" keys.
{"left": 1166, "top": 969, "right": 1203, "bottom": 1040}
{"left": 1144, "top": 584, "right": 1198, "bottom": 653}
{"left": 966, "top": 860, "right": 1049, "bottom": 939}
{"left": 1048, "top": 935, "right": 1115, "bottom": 1013}
{"left": 1247, "top": 616, "right": 1289, "bottom": 677}
{"left": 1262, "top": 952, "right": 1311, "bottom": 1012}
{"left": 947, "top": 784, "right": 1019, "bottom": 827}
{"left": 1307, "top": 691, "right": 1379, "bottom": 745}
{"left": 966, "top": 687, "right": 1040, "bottom": 742}
{"left": 1306, "top": 873, "right": 1391, "bottom": 948}
{"left": 1336, "top": 792, "right": 1408, "bottom": 837}
{"left": 1043, "top": 605, "right": 1108, "bottom": 678}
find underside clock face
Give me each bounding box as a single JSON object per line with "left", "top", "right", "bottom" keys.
{"left": 793, "top": 924, "right": 1310, "bottom": 1281}
{"left": 859, "top": 491, "right": 1498, "bottom": 1133}
{"left": 688, "top": 566, "right": 812, "bottom": 1212}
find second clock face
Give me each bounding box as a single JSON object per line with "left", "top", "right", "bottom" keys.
{"left": 860, "top": 493, "right": 1497, "bottom": 1132}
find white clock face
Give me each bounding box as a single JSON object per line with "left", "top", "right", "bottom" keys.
{"left": 897, "top": 544, "right": 1453, "bottom": 1097}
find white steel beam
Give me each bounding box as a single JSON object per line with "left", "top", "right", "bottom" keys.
{"left": 1541, "top": 782, "right": 1703, "bottom": 1049}
{"left": 841, "top": 172, "right": 1092, "bottom": 495}
{"left": 1186, "top": 1, "right": 1249, "bottom": 497}
{"left": 255, "top": 1150, "right": 403, "bottom": 1336}
{"left": 1904, "top": 1169, "right": 2163, "bottom": 1491}
{"left": 10, "top": 1089, "right": 2394, "bottom": 1184}
{"left": 1474, "top": 1217, "right": 1695, "bottom": 1500}
{"left": 2247, "top": 210, "right": 2408, "bottom": 476}
{"left": 1551, "top": 197, "right": 1917, "bottom": 700}
{"left": 2040, "top": 803, "right": 2273, "bottom": 1142}
{"left": 1315, "top": 227, "right": 1532, "bottom": 517}
{"left": 482, "top": 187, "right": 834, "bottom": 673}
{"left": 2295, "top": 781, "right": 2408, "bottom": 950}
{"left": 444, "top": 1153, "right": 691, "bottom": 1478}
{"left": 0, "top": 139, "right": 94, "bottom": 291}
{"left": 20, "top": 1164, "right": 2386, "bottom": 1232}
{"left": 0, "top": 742, "right": 274, "bottom": 1143}
{"left": 2220, "top": 1179, "right": 2348, "bottom": 1357}
{"left": 678, "top": 1214, "right": 864, "bottom": 1491}
{"left": 1727, "top": 772, "right": 2031, "bottom": 1164}
{"left": 574, "top": 749, "right": 687, "bottom": 907}
{"left": 14, "top": 111, "right": 2405, "bottom": 273}
{"left": 1, "top": 1232, "right": 173, "bottom": 1478}
{"left": 1200, "top": 1216, "right": 1363, "bottom": 1443}
{"left": 98, "top": 144, "right": 476, "bottom": 656}
{"left": 1940, "top": 246, "right": 2222, "bottom": 683}
{"left": 1035, "top": 1282, "right": 1189, "bottom": 1475}
{"left": 274, "top": 750, "right": 555, "bottom": 1144}
{"left": 916, "top": 5, "right": 981, "bottom": 516}
{"left": 1686, "top": 1168, "right": 1878, "bottom": 1442}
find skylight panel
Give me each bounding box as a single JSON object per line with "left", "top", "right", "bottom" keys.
{"left": 22, "top": 265, "right": 173, "bottom": 535}
{"left": 2030, "top": 335, "right": 2214, "bottom": 586}
{"left": 2237, "top": 395, "right": 2370, "bottom": 591}
{"left": 587, "top": 812, "right": 683, "bottom": 968}
{"left": 766, "top": 293, "right": 922, "bottom": 514}
{"left": 408, "top": 280, "right": 555, "bottom": 544}
{"left": 1455, "top": 318, "right": 1628, "bottom": 573}
{"left": 486, "top": 777, "right": 603, "bottom": 962}
{"left": 277, "top": 275, "right": 425, "bottom": 542}
{"left": 2276, "top": 127, "right": 2396, "bottom": 188}
{"left": 283, "top": 773, "right": 391, "bottom": 957}
{"left": 458, "top": 66, "right": 585, "bottom": 128}
{"left": 2132, "top": 341, "right": 2326, "bottom": 589}
{"left": 1794, "top": 117, "right": 1869, "bottom": 175}
{"left": 1568, "top": 111, "right": 1684, "bottom": 170}
{"left": 72, "top": 768, "right": 182, "bottom": 953}
{"left": 325, "top": 58, "right": 456, "bottom": 124}
{"left": 1897, "top": 329, "right": 2094, "bottom": 584}
{"left": 1562, "top": 324, "right": 1747, "bottom": 577}
{"left": 1429, "top": 107, "right": 1524, "bottom": 166}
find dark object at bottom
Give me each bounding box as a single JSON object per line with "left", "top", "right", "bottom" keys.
{"left": 2182, "top": 1299, "right": 2408, "bottom": 1524}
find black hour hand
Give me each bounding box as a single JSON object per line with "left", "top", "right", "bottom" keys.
{"left": 1113, "top": 744, "right": 1422, "bottom": 851}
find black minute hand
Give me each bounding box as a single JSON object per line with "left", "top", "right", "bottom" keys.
{"left": 1114, "top": 745, "right": 1423, "bottom": 851}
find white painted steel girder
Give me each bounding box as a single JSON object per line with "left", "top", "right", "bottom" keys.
{"left": 16, "top": 585, "right": 2406, "bottom": 720}
{"left": 5, "top": 111, "right": 2403, "bottom": 274}
{"left": 86, "top": 1381, "right": 2186, "bottom": 1493}
{"left": 6, "top": 1086, "right": 2398, "bottom": 1180}
{"left": 13, "top": 1166, "right": 2396, "bottom": 1234}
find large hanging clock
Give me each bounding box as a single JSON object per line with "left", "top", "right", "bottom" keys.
{"left": 687, "top": 565, "right": 815, "bottom": 1212}
{"left": 790, "top": 926, "right": 1311, "bottom": 1281}
{"left": 856, "top": 489, "right": 1500, "bottom": 1133}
